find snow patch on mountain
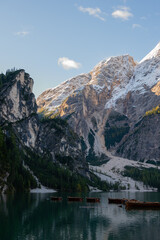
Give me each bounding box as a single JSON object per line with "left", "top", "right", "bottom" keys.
{"left": 105, "top": 53, "right": 160, "bottom": 109}
{"left": 90, "top": 55, "right": 135, "bottom": 86}
{"left": 90, "top": 154, "right": 158, "bottom": 191}
{"left": 37, "top": 42, "right": 160, "bottom": 114}
{"left": 92, "top": 84, "right": 105, "bottom": 93}
{"left": 37, "top": 55, "right": 136, "bottom": 112}
{"left": 140, "top": 42, "right": 160, "bottom": 63}
{"left": 30, "top": 186, "right": 56, "bottom": 193}
{"left": 37, "top": 73, "right": 91, "bottom": 111}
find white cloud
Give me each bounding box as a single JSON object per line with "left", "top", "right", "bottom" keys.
{"left": 112, "top": 6, "right": 133, "bottom": 20}
{"left": 15, "top": 31, "right": 29, "bottom": 37}
{"left": 132, "top": 24, "right": 142, "bottom": 29}
{"left": 78, "top": 6, "right": 105, "bottom": 21}
{"left": 58, "top": 57, "right": 81, "bottom": 70}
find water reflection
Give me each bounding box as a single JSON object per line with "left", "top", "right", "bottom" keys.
{"left": 0, "top": 192, "right": 160, "bottom": 240}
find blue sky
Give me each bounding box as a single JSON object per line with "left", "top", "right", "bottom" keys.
{"left": 0, "top": 0, "right": 160, "bottom": 97}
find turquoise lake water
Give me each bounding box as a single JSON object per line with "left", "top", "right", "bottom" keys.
{"left": 0, "top": 191, "right": 160, "bottom": 240}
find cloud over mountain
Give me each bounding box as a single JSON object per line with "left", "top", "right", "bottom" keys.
{"left": 58, "top": 57, "right": 81, "bottom": 70}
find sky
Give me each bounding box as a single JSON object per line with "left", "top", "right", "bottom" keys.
{"left": 0, "top": 0, "right": 160, "bottom": 97}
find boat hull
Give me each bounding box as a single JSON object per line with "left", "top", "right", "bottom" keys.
{"left": 51, "top": 197, "right": 62, "bottom": 201}
{"left": 86, "top": 197, "right": 100, "bottom": 203}
{"left": 108, "top": 198, "right": 128, "bottom": 204}
{"left": 126, "top": 201, "right": 160, "bottom": 210}
{"left": 67, "top": 197, "right": 83, "bottom": 202}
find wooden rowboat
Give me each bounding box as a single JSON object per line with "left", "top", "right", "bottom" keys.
{"left": 125, "top": 200, "right": 160, "bottom": 210}
{"left": 86, "top": 197, "right": 100, "bottom": 203}
{"left": 67, "top": 197, "right": 83, "bottom": 202}
{"left": 50, "top": 197, "right": 62, "bottom": 201}
{"left": 108, "top": 198, "right": 128, "bottom": 204}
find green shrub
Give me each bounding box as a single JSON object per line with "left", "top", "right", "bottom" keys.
{"left": 145, "top": 105, "right": 160, "bottom": 116}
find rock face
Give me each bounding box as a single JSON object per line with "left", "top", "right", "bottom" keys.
{"left": 0, "top": 70, "right": 37, "bottom": 123}
{"left": 37, "top": 55, "right": 136, "bottom": 157}
{"left": 37, "top": 42, "right": 160, "bottom": 163}
{"left": 116, "top": 114, "right": 160, "bottom": 163}
{"left": 0, "top": 70, "right": 87, "bottom": 173}
{"left": 36, "top": 118, "right": 86, "bottom": 173}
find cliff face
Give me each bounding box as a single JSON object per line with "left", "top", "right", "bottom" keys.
{"left": 37, "top": 55, "right": 136, "bottom": 158}
{"left": 0, "top": 70, "right": 87, "bottom": 184}
{"left": 37, "top": 43, "right": 160, "bottom": 163}
{"left": 0, "top": 70, "right": 37, "bottom": 123}
{"left": 116, "top": 114, "right": 160, "bottom": 163}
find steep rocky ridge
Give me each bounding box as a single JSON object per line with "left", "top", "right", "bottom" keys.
{"left": 0, "top": 70, "right": 89, "bottom": 192}
{"left": 0, "top": 70, "right": 85, "bottom": 161}
{"left": 0, "top": 70, "right": 37, "bottom": 123}
{"left": 116, "top": 112, "right": 160, "bottom": 163}
{"left": 38, "top": 55, "right": 136, "bottom": 158}
{"left": 37, "top": 73, "right": 91, "bottom": 112}
{"left": 37, "top": 42, "right": 160, "bottom": 163}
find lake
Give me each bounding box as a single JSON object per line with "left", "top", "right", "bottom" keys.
{"left": 0, "top": 191, "right": 160, "bottom": 240}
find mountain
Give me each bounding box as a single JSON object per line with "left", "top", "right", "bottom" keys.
{"left": 0, "top": 70, "right": 92, "bottom": 193}
{"left": 1, "top": 42, "right": 160, "bottom": 193}
{"left": 37, "top": 42, "right": 160, "bottom": 165}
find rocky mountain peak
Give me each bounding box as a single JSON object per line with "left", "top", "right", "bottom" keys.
{"left": 140, "top": 41, "right": 160, "bottom": 63}
{"left": 0, "top": 69, "right": 37, "bottom": 123}
{"left": 37, "top": 73, "right": 91, "bottom": 113}
{"left": 37, "top": 55, "right": 136, "bottom": 114}
{"left": 36, "top": 43, "right": 160, "bottom": 162}
{"left": 16, "top": 70, "right": 34, "bottom": 92}
{"left": 89, "top": 54, "right": 136, "bottom": 90}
